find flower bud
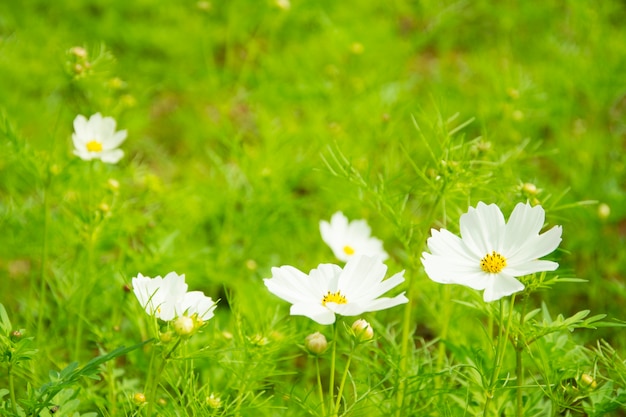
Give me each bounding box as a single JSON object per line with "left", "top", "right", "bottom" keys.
{"left": 206, "top": 393, "right": 222, "bottom": 409}
{"left": 351, "top": 319, "right": 374, "bottom": 341}
{"left": 598, "top": 203, "right": 610, "bottom": 220}
{"left": 580, "top": 373, "right": 597, "bottom": 390}
{"left": 159, "top": 331, "right": 174, "bottom": 343}
{"left": 521, "top": 182, "right": 538, "bottom": 196}
{"left": 173, "top": 316, "right": 195, "bottom": 336}
{"left": 133, "top": 393, "right": 146, "bottom": 404}
{"left": 69, "top": 46, "right": 87, "bottom": 58}
{"left": 304, "top": 332, "right": 328, "bottom": 355}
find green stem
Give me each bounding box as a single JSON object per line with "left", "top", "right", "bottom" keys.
{"left": 146, "top": 338, "right": 182, "bottom": 417}
{"left": 483, "top": 296, "right": 516, "bottom": 416}
{"left": 36, "top": 185, "right": 49, "bottom": 342}
{"left": 334, "top": 346, "right": 355, "bottom": 414}
{"left": 515, "top": 296, "right": 529, "bottom": 417}
{"left": 316, "top": 357, "right": 327, "bottom": 417}
{"left": 435, "top": 285, "right": 452, "bottom": 388}
{"left": 328, "top": 323, "right": 338, "bottom": 416}
{"left": 8, "top": 364, "right": 17, "bottom": 415}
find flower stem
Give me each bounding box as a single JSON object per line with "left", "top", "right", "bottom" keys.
{"left": 483, "top": 296, "right": 516, "bottom": 416}
{"left": 36, "top": 184, "right": 49, "bottom": 342}
{"left": 315, "top": 357, "right": 327, "bottom": 417}
{"left": 145, "top": 338, "right": 182, "bottom": 417}
{"left": 8, "top": 363, "right": 17, "bottom": 415}
{"left": 515, "top": 296, "right": 529, "bottom": 417}
{"left": 334, "top": 345, "right": 355, "bottom": 414}
{"left": 328, "top": 323, "right": 338, "bottom": 416}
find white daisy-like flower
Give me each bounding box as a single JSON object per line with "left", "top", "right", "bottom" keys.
{"left": 132, "top": 272, "right": 217, "bottom": 321}
{"left": 320, "top": 211, "right": 388, "bottom": 262}
{"left": 264, "top": 255, "right": 407, "bottom": 325}
{"left": 72, "top": 113, "right": 127, "bottom": 164}
{"left": 421, "top": 202, "right": 562, "bottom": 302}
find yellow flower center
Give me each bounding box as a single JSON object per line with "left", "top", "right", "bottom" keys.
{"left": 480, "top": 251, "right": 507, "bottom": 273}
{"left": 322, "top": 291, "right": 347, "bottom": 306}
{"left": 343, "top": 245, "right": 355, "bottom": 255}
{"left": 86, "top": 140, "right": 103, "bottom": 152}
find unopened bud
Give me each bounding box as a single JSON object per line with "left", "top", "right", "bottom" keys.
{"left": 107, "top": 178, "right": 120, "bottom": 191}
{"left": 10, "top": 330, "right": 22, "bottom": 341}
{"left": 69, "top": 46, "right": 87, "bottom": 58}
{"left": 352, "top": 319, "right": 374, "bottom": 341}
{"left": 133, "top": 393, "right": 146, "bottom": 404}
{"left": 598, "top": 203, "right": 610, "bottom": 220}
{"left": 159, "top": 331, "right": 173, "bottom": 343}
{"left": 305, "top": 332, "right": 328, "bottom": 355}
{"left": 580, "top": 373, "right": 597, "bottom": 390}
{"left": 206, "top": 393, "right": 222, "bottom": 408}
{"left": 522, "top": 182, "right": 538, "bottom": 196}
{"left": 173, "top": 316, "right": 194, "bottom": 336}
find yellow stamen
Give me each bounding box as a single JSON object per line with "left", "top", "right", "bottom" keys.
{"left": 343, "top": 245, "right": 355, "bottom": 255}
{"left": 480, "top": 251, "right": 507, "bottom": 273}
{"left": 86, "top": 140, "right": 103, "bottom": 152}
{"left": 322, "top": 291, "right": 347, "bottom": 306}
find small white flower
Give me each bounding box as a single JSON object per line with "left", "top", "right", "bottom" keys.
{"left": 264, "top": 255, "right": 407, "bottom": 325}
{"left": 320, "top": 212, "right": 388, "bottom": 262}
{"left": 421, "top": 202, "right": 562, "bottom": 302}
{"left": 72, "top": 113, "right": 127, "bottom": 164}
{"left": 132, "top": 272, "right": 216, "bottom": 321}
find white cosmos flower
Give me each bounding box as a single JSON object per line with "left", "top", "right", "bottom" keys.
{"left": 72, "top": 113, "right": 127, "bottom": 164}
{"left": 264, "top": 255, "right": 407, "bottom": 325}
{"left": 320, "top": 211, "right": 388, "bottom": 262}
{"left": 421, "top": 202, "right": 562, "bottom": 302}
{"left": 132, "top": 272, "right": 216, "bottom": 321}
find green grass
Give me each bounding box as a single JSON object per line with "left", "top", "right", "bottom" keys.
{"left": 1, "top": 0, "right": 626, "bottom": 416}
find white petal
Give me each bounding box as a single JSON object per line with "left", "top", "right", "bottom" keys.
{"left": 421, "top": 253, "right": 488, "bottom": 289}
{"left": 99, "top": 115, "right": 117, "bottom": 139}
{"left": 339, "top": 255, "right": 387, "bottom": 296}
{"left": 507, "top": 226, "right": 562, "bottom": 264}
{"left": 103, "top": 129, "right": 127, "bottom": 150}
{"left": 482, "top": 273, "right": 524, "bottom": 302}
{"left": 460, "top": 202, "right": 505, "bottom": 256}
{"left": 264, "top": 266, "right": 316, "bottom": 305}
{"left": 504, "top": 203, "right": 545, "bottom": 255}
{"left": 100, "top": 149, "right": 124, "bottom": 164}
{"left": 291, "top": 303, "right": 335, "bottom": 325}
{"left": 332, "top": 293, "right": 408, "bottom": 316}
{"left": 505, "top": 260, "right": 559, "bottom": 276}
{"left": 73, "top": 114, "right": 89, "bottom": 137}
{"left": 73, "top": 148, "right": 94, "bottom": 161}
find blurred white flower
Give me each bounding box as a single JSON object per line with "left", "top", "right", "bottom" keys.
{"left": 421, "top": 202, "right": 562, "bottom": 302}
{"left": 132, "top": 272, "right": 216, "bottom": 321}
{"left": 264, "top": 255, "right": 407, "bottom": 325}
{"left": 72, "top": 113, "right": 127, "bottom": 164}
{"left": 320, "top": 211, "right": 388, "bottom": 262}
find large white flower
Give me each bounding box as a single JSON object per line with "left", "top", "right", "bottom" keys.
{"left": 421, "top": 202, "right": 562, "bottom": 302}
{"left": 320, "top": 211, "right": 388, "bottom": 262}
{"left": 132, "top": 272, "right": 216, "bottom": 321}
{"left": 264, "top": 255, "right": 407, "bottom": 325}
{"left": 72, "top": 113, "right": 127, "bottom": 164}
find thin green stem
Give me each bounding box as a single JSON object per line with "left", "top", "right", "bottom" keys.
{"left": 334, "top": 347, "right": 355, "bottom": 413}
{"left": 8, "top": 364, "right": 17, "bottom": 415}
{"left": 515, "top": 295, "right": 529, "bottom": 417}
{"left": 328, "top": 323, "right": 338, "bottom": 417}
{"left": 146, "top": 338, "right": 182, "bottom": 417}
{"left": 315, "top": 357, "right": 327, "bottom": 417}
{"left": 483, "top": 296, "right": 517, "bottom": 416}
{"left": 435, "top": 285, "right": 451, "bottom": 388}
{"left": 36, "top": 185, "right": 49, "bottom": 342}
